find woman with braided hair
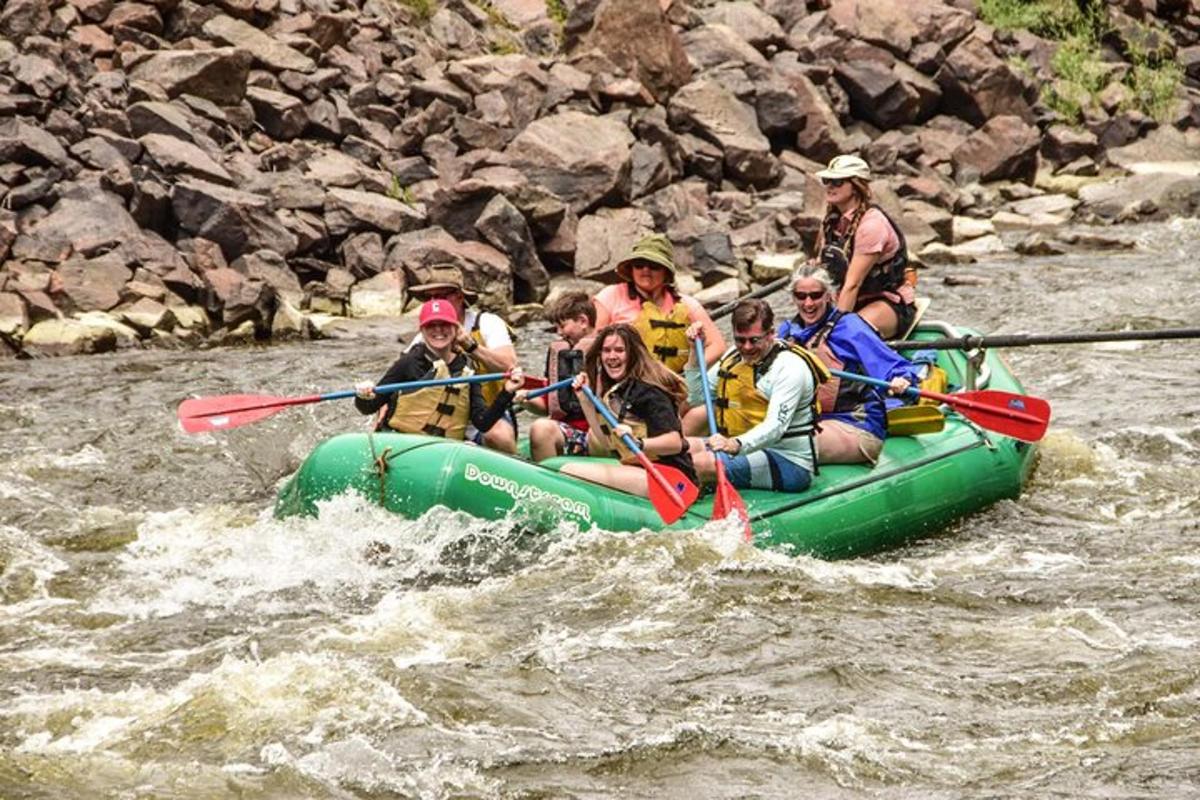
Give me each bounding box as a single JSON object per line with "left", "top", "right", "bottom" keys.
{"left": 812, "top": 155, "right": 917, "bottom": 339}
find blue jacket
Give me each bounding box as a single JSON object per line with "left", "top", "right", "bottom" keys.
{"left": 778, "top": 310, "right": 918, "bottom": 439}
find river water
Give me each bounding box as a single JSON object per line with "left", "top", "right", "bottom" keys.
{"left": 2, "top": 220, "right": 1198, "bottom": 799}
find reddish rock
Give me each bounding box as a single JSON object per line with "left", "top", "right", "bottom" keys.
{"left": 568, "top": 0, "right": 692, "bottom": 102}
{"left": 952, "top": 116, "right": 1041, "bottom": 185}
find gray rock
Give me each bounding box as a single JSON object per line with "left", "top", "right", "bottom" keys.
{"left": 139, "top": 133, "right": 232, "bottom": 185}
{"left": 476, "top": 193, "right": 550, "bottom": 303}
{"left": 505, "top": 110, "right": 634, "bottom": 213}
{"left": 324, "top": 187, "right": 427, "bottom": 237}
{"left": 53, "top": 254, "right": 132, "bottom": 313}
{"left": 22, "top": 318, "right": 118, "bottom": 356}
{"left": 669, "top": 79, "right": 778, "bottom": 188}
{"left": 202, "top": 14, "right": 316, "bottom": 73}
{"left": 574, "top": 206, "right": 655, "bottom": 281}
{"left": 126, "top": 47, "right": 252, "bottom": 103}
{"left": 172, "top": 179, "right": 298, "bottom": 261}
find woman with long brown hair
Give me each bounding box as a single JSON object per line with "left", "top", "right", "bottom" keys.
{"left": 560, "top": 324, "right": 697, "bottom": 496}
{"left": 812, "top": 155, "right": 916, "bottom": 339}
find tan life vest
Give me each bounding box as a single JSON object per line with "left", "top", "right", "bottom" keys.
{"left": 468, "top": 311, "right": 518, "bottom": 409}
{"left": 385, "top": 358, "right": 472, "bottom": 440}
{"left": 804, "top": 317, "right": 875, "bottom": 417}
{"left": 545, "top": 334, "right": 594, "bottom": 422}
{"left": 595, "top": 382, "right": 652, "bottom": 466}
{"left": 633, "top": 296, "right": 691, "bottom": 373}
{"left": 715, "top": 342, "right": 829, "bottom": 437}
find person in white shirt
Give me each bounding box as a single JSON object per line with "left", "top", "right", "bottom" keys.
{"left": 406, "top": 265, "right": 519, "bottom": 453}
{"left": 682, "top": 299, "right": 826, "bottom": 493}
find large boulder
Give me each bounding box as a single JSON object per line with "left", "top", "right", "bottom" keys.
{"left": 567, "top": 0, "right": 692, "bottom": 101}
{"left": 952, "top": 116, "right": 1041, "bottom": 184}
{"left": 668, "top": 79, "right": 780, "bottom": 188}
{"left": 827, "top": 0, "right": 974, "bottom": 59}
{"left": 475, "top": 194, "right": 550, "bottom": 303}
{"left": 201, "top": 14, "right": 316, "bottom": 73}
{"left": 835, "top": 59, "right": 941, "bottom": 129}
{"left": 22, "top": 318, "right": 118, "bottom": 356}
{"left": 937, "top": 30, "right": 1035, "bottom": 127}
{"left": 10, "top": 184, "right": 141, "bottom": 264}
{"left": 505, "top": 110, "right": 634, "bottom": 213}
{"left": 125, "top": 48, "right": 252, "bottom": 103}
{"left": 385, "top": 230, "right": 514, "bottom": 310}
{"left": 574, "top": 206, "right": 656, "bottom": 281}
{"left": 52, "top": 254, "right": 132, "bottom": 313}
{"left": 172, "top": 179, "right": 298, "bottom": 261}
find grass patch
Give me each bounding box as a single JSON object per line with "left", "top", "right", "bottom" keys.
{"left": 980, "top": 0, "right": 1181, "bottom": 124}
{"left": 399, "top": 0, "right": 436, "bottom": 22}
{"left": 546, "top": 0, "right": 567, "bottom": 26}
{"left": 388, "top": 176, "right": 416, "bottom": 206}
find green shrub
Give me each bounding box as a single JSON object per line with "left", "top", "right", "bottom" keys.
{"left": 982, "top": 0, "right": 1182, "bottom": 124}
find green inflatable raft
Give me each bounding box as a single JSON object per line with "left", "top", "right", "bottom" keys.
{"left": 275, "top": 323, "right": 1040, "bottom": 559}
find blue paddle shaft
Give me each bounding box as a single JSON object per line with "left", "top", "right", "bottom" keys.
{"left": 830, "top": 368, "right": 917, "bottom": 400}
{"left": 324, "top": 372, "right": 509, "bottom": 401}
{"left": 526, "top": 377, "right": 574, "bottom": 400}
{"left": 694, "top": 338, "right": 719, "bottom": 436}
{"left": 579, "top": 385, "right": 641, "bottom": 452}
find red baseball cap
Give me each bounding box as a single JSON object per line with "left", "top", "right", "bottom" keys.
{"left": 419, "top": 299, "right": 459, "bottom": 327}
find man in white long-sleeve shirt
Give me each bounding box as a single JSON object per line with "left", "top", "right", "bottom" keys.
{"left": 683, "top": 299, "right": 826, "bottom": 493}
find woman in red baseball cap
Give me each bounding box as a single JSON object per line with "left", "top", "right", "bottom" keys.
{"left": 354, "top": 299, "right": 523, "bottom": 440}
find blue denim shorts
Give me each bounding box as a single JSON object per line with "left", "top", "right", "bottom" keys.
{"left": 716, "top": 449, "right": 812, "bottom": 492}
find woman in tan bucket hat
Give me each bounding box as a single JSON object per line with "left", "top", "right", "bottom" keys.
{"left": 593, "top": 233, "right": 725, "bottom": 373}
{"left": 811, "top": 155, "right": 917, "bottom": 339}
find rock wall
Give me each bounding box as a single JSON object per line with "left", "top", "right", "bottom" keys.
{"left": 2, "top": 0, "right": 1200, "bottom": 356}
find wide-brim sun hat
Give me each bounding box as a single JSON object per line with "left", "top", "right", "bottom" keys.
{"left": 418, "top": 298, "right": 459, "bottom": 327}
{"left": 408, "top": 264, "right": 479, "bottom": 302}
{"left": 815, "top": 154, "right": 871, "bottom": 181}
{"left": 615, "top": 233, "right": 677, "bottom": 282}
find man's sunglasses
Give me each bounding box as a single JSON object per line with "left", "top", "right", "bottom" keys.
{"left": 734, "top": 333, "right": 767, "bottom": 346}
{"left": 793, "top": 290, "right": 826, "bottom": 301}
{"left": 821, "top": 178, "right": 847, "bottom": 188}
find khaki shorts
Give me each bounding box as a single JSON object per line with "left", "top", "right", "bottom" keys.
{"left": 816, "top": 419, "right": 884, "bottom": 465}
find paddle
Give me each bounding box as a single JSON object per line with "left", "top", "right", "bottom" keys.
{"left": 525, "top": 377, "right": 573, "bottom": 400}
{"left": 694, "top": 338, "right": 752, "bottom": 540}
{"left": 887, "top": 327, "right": 1200, "bottom": 350}
{"left": 178, "top": 373, "right": 509, "bottom": 434}
{"left": 831, "top": 369, "right": 1050, "bottom": 443}
{"left": 578, "top": 384, "right": 700, "bottom": 525}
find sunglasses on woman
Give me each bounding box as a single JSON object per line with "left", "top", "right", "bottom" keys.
{"left": 821, "top": 178, "right": 847, "bottom": 188}
{"left": 792, "top": 290, "right": 827, "bottom": 301}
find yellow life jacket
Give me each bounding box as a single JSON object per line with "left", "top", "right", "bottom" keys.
{"left": 715, "top": 342, "right": 830, "bottom": 437}
{"left": 916, "top": 363, "right": 949, "bottom": 405}
{"left": 633, "top": 297, "right": 691, "bottom": 373}
{"left": 385, "top": 358, "right": 472, "bottom": 440}
{"left": 596, "top": 382, "right": 652, "bottom": 465}
{"left": 468, "top": 311, "right": 517, "bottom": 408}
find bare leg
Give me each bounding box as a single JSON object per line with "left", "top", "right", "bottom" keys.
{"left": 528, "top": 418, "right": 565, "bottom": 462}
{"left": 815, "top": 419, "right": 882, "bottom": 465}
{"left": 681, "top": 404, "right": 711, "bottom": 437}
{"left": 857, "top": 300, "right": 900, "bottom": 339}
{"left": 482, "top": 419, "right": 517, "bottom": 454}
{"left": 560, "top": 461, "right": 657, "bottom": 497}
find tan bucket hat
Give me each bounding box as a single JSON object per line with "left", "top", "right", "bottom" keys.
{"left": 407, "top": 264, "right": 479, "bottom": 302}
{"left": 815, "top": 154, "right": 871, "bottom": 181}
{"left": 615, "top": 233, "right": 677, "bottom": 282}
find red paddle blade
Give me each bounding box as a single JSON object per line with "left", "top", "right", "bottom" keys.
{"left": 645, "top": 463, "right": 700, "bottom": 525}
{"left": 522, "top": 375, "right": 548, "bottom": 390}
{"left": 178, "top": 394, "right": 304, "bottom": 434}
{"left": 712, "top": 460, "right": 752, "bottom": 541}
{"left": 949, "top": 390, "right": 1051, "bottom": 443}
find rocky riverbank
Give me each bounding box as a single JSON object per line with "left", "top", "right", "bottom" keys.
{"left": 2, "top": 0, "right": 1200, "bottom": 357}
